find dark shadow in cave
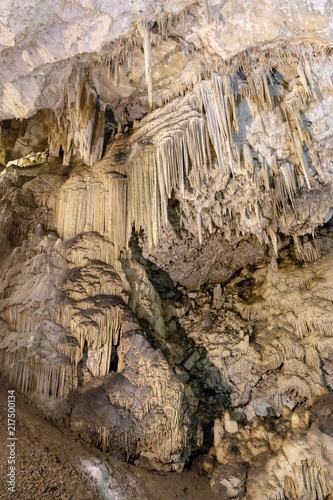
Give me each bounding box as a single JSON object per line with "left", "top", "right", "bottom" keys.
{"left": 128, "top": 232, "right": 232, "bottom": 461}
{"left": 77, "top": 340, "right": 88, "bottom": 387}
{"left": 109, "top": 342, "right": 119, "bottom": 372}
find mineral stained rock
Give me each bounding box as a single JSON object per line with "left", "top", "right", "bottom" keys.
{"left": 1, "top": 0, "right": 333, "bottom": 498}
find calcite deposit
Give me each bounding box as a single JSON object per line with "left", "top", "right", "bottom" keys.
{"left": 1, "top": 0, "right": 333, "bottom": 498}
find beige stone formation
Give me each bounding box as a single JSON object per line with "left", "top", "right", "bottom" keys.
{"left": 0, "top": 0, "right": 333, "bottom": 498}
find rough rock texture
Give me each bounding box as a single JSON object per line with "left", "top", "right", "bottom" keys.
{"left": 1, "top": 0, "right": 333, "bottom": 498}
{"left": 0, "top": 165, "right": 197, "bottom": 470}
{"left": 1, "top": 0, "right": 333, "bottom": 121}
{"left": 0, "top": 373, "right": 214, "bottom": 500}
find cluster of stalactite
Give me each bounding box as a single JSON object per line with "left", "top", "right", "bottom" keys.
{"left": 50, "top": 167, "right": 129, "bottom": 263}
{"left": 43, "top": 69, "right": 105, "bottom": 166}
{"left": 1, "top": 41, "right": 331, "bottom": 400}
{"left": 0, "top": 229, "right": 127, "bottom": 400}
{"left": 49, "top": 42, "right": 332, "bottom": 263}
{"left": 66, "top": 328, "right": 197, "bottom": 467}
{"left": 131, "top": 43, "right": 330, "bottom": 250}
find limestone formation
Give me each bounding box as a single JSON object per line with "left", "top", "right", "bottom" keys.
{"left": 1, "top": 0, "right": 333, "bottom": 498}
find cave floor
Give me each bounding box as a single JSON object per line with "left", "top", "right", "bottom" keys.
{"left": 0, "top": 375, "right": 213, "bottom": 500}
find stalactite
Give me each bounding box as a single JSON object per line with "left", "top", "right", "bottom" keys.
{"left": 54, "top": 170, "right": 128, "bottom": 263}
{"left": 267, "top": 227, "right": 278, "bottom": 256}
{"left": 46, "top": 41, "right": 331, "bottom": 258}
{"left": 200, "top": 74, "right": 238, "bottom": 173}
{"left": 272, "top": 162, "right": 298, "bottom": 217}
{"left": 243, "top": 143, "right": 254, "bottom": 173}
{"left": 0, "top": 329, "right": 73, "bottom": 399}
{"left": 141, "top": 20, "right": 153, "bottom": 109}
{"left": 43, "top": 70, "right": 105, "bottom": 166}
{"left": 293, "top": 235, "right": 322, "bottom": 262}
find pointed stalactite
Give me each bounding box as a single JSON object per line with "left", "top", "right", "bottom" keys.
{"left": 46, "top": 43, "right": 330, "bottom": 258}
{"left": 142, "top": 20, "right": 153, "bottom": 109}
{"left": 43, "top": 70, "right": 105, "bottom": 167}
{"left": 139, "top": 19, "right": 153, "bottom": 108}
{"left": 54, "top": 170, "right": 128, "bottom": 264}
{"left": 243, "top": 143, "right": 254, "bottom": 174}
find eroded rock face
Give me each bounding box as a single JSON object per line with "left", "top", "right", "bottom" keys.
{"left": 1, "top": 0, "right": 332, "bottom": 120}
{"left": 0, "top": 165, "right": 198, "bottom": 470}
{"left": 1, "top": 0, "right": 333, "bottom": 497}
